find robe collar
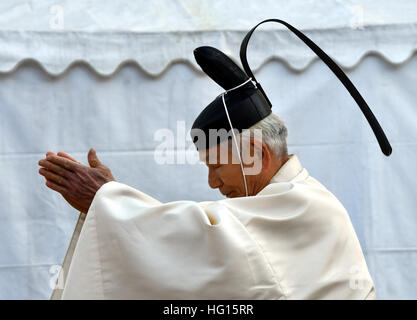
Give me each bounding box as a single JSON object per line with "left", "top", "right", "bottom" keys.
{"left": 268, "top": 154, "right": 305, "bottom": 183}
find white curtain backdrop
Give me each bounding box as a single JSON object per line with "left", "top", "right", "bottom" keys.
{"left": 0, "top": 0, "right": 416, "bottom": 299}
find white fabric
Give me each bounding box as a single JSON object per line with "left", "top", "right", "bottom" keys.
{"left": 2, "top": 0, "right": 416, "bottom": 31}
{"left": 0, "top": 0, "right": 416, "bottom": 75}
{"left": 1, "top": 55, "right": 416, "bottom": 299}
{"left": 59, "top": 155, "right": 374, "bottom": 299}
{"left": 1, "top": 0, "right": 416, "bottom": 297}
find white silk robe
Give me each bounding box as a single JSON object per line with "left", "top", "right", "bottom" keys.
{"left": 51, "top": 154, "right": 375, "bottom": 300}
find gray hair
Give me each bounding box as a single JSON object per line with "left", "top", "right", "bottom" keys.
{"left": 243, "top": 113, "right": 288, "bottom": 158}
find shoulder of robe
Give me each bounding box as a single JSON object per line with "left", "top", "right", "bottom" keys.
{"left": 94, "top": 181, "right": 163, "bottom": 207}
{"left": 220, "top": 179, "right": 351, "bottom": 229}
{"left": 91, "top": 181, "right": 222, "bottom": 228}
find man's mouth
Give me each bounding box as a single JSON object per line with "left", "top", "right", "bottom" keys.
{"left": 220, "top": 189, "right": 233, "bottom": 197}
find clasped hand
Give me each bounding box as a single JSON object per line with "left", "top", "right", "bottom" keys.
{"left": 38, "top": 148, "right": 115, "bottom": 214}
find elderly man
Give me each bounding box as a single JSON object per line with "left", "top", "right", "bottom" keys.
{"left": 38, "top": 20, "right": 393, "bottom": 299}
{"left": 38, "top": 111, "right": 375, "bottom": 299}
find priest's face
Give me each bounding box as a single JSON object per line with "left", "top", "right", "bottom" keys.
{"left": 201, "top": 139, "right": 267, "bottom": 198}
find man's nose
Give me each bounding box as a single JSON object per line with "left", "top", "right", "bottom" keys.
{"left": 208, "top": 168, "right": 222, "bottom": 189}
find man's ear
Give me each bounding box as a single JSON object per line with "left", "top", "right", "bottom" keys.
{"left": 251, "top": 138, "right": 263, "bottom": 158}
{"left": 248, "top": 138, "right": 268, "bottom": 165}
{"left": 259, "top": 141, "right": 272, "bottom": 170}
{"left": 241, "top": 137, "right": 265, "bottom": 175}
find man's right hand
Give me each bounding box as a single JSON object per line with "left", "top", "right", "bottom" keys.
{"left": 38, "top": 148, "right": 116, "bottom": 214}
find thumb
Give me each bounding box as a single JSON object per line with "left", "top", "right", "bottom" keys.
{"left": 88, "top": 148, "right": 102, "bottom": 168}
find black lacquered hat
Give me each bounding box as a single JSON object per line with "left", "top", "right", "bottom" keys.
{"left": 191, "top": 19, "right": 392, "bottom": 156}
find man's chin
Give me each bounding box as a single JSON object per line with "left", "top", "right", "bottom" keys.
{"left": 220, "top": 190, "right": 243, "bottom": 198}
{"left": 225, "top": 192, "right": 239, "bottom": 198}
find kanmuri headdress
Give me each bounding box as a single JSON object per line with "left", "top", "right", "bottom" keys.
{"left": 191, "top": 19, "right": 392, "bottom": 196}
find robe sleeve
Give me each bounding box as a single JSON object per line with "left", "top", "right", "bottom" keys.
{"left": 60, "top": 181, "right": 284, "bottom": 299}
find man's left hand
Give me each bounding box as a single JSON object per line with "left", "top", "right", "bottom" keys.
{"left": 38, "top": 148, "right": 116, "bottom": 214}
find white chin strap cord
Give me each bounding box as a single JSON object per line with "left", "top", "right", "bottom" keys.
{"left": 220, "top": 77, "right": 256, "bottom": 197}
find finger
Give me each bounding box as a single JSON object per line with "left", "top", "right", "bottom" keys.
{"left": 45, "top": 179, "right": 67, "bottom": 195}
{"left": 39, "top": 168, "right": 68, "bottom": 186}
{"left": 57, "top": 151, "right": 80, "bottom": 163}
{"left": 88, "top": 148, "right": 102, "bottom": 168}
{"left": 46, "top": 155, "right": 81, "bottom": 171}
{"left": 38, "top": 159, "right": 69, "bottom": 177}
{"left": 46, "top": 151, "right": 56, "bottom": 157}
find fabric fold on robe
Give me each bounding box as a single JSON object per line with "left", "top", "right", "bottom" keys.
{"left": 52, "top": 154, "right": 375, "bottom": 299}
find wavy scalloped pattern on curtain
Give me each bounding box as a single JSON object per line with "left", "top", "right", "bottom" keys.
{"left": 0, "top": 24, "right": 416, "bottom": 77}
